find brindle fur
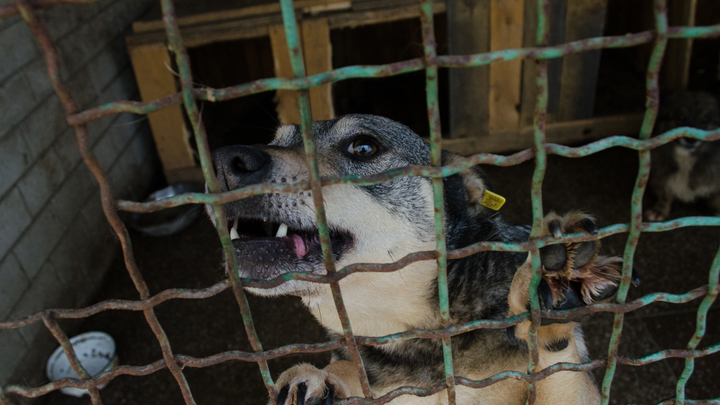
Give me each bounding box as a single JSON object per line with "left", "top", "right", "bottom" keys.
{"left": 646, "top": 91, "right": 720, "bottom": 222}
{"left": 209, "top": 115, "right": 621, "bottom": 404}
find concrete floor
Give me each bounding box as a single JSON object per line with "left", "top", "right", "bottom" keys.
{"left": 19, "top": 146, "right": 720, "bottom": 405}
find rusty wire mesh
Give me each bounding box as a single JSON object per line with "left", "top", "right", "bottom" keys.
{"left": 1, "top": 0, "right": 720, "bottom": 404}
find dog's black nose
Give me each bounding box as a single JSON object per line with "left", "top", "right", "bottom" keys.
{"left": 212, "top": 145, "right": 271, "bottom": 190}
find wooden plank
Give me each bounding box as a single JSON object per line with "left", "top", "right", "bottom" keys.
{"left": 660, "top": 0, "right": 697, "bottom": 91}
{"left": 518, "top": 0, "right": 537, "bottom": 127}
{"left": 127, "top": 14, "right": 279, "bottom": 48}
{"left": 127, "top": 42, "right": 196, "bottom": 182}
{"left": 352, "top": 0, "right": 426, "bottom": 11}
{"left": 558, "top": 0, "right": 609, "bottom": 121}
{"left": 131, "top": 0, "right": 448, "bottom": 33}
{"left": 129, "top": 1, "right": 447, "bottom": 48}
{"left": 519, "top": 0, "right": 566, "bottom": 126}
{"left": 546, "top": 0, "right": 567, "bottom": 119}
{"left": 305, "top": 1, "right": 351, "bottom": 15}
{"left": 269, "top": 24, "right": 302, "bottom": 125}
{"left": 489, "top": 0, "right": 524, "bottom": 130}
{"left": 269, "top": 19, "right": 334, "bottom": 124}
{"left": 165, "top": 167, "right": 205, "bottom": 184}
{"left": 447, "top": 0, "right": 490, "bottom": 139}
{"left": 328, "top": 1, "right": 445, "bottom": 29}
{"left": 441, "top": 113, "right": 644, "bottom": 154}
{"left": 302, "top": 19, "right": 334, "bottom": 120}
{"left": 132, "top": 0, "right": 350, "bottom": 33}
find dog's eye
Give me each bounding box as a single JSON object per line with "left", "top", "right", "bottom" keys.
{"left": 348, "top": 138, "right": 379, "bottom": 157}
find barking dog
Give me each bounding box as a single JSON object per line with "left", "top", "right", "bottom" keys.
{"left": 209, "top": 115, "right": 625, "bottom": 404}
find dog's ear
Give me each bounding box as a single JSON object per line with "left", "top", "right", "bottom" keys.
{"left": 442, "top": 151, "right": 494, "bottom": 206}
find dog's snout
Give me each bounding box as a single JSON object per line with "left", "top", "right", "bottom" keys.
{"left": 212, "top": 146, "right": 271, "bottom": 190}
{"left": 227, "top": 147, "right": 268, "bottom": 174}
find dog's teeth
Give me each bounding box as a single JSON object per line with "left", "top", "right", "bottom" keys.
{"left": 230, "top": 218, "right": 240, "bottom": 240}
{"left": 276, "top": 223, "right": 288, "bottom": 238}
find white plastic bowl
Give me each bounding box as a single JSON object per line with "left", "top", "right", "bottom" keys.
{"left": 46, "top": 331, "right": 118, "bottom": 397}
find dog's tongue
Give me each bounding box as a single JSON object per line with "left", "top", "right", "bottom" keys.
{"left": 290, "top": 234, "right": 307, "bottom": 258}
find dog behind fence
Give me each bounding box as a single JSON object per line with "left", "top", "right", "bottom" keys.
{"left": 0, "top": 0, "right": 720, "bottom": 404}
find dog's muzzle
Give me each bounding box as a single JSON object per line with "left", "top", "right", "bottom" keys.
{"left": 208, "top": 145, "right": 352, "bottom": 282}
{"left": 212, "top": 145, "right": 272, "bottom": 192}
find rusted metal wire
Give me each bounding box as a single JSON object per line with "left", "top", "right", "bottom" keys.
{"left": 159, "top": 0, "right": 276, "bottom": 397}
{"left": 14, "top": 342, "right": 720, "bottom": 405}
{"left": 111, "top": 128, "right": 720, "bottom": 215}
{"left": 41, "top": 317, "right": 104, "bottom": 405}
{"left": 523, "top": 0, "right": 552, "bottom": 402}
{"left": 0, "top": 280, "right": 231, "bottom": 330}
{"left": 2, "top": 236, "right": 717, "bottom": 332}
{"left": 601, "top": 0, "right": 669, "bottom": 402}
{"left": 675, "top": 240, "right": 720, "bottom": 402}
{"left": 419, "top": 2, "right": 455, "bottom": 404}
{"left": 0, "top": 387, "right": 17, "bottom": 405}
{"left": 4, "top": 289, "right": 716, "bottom": 400}
{"left": 65, "top": 25, "right": 720, "bottom": 126}
{"left": 277, "top": 0, "right": 374, "bottom": 398}
{"left": 14, "top": 1, "right": 197, "bottom": 403}
{"left": 3, "top": 0, "right": 720, "bottom": 403}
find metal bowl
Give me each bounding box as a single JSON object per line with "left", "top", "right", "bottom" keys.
{"left": 46, "top": 332, "right": 118, "bottom": 397}
{"left": 127, "top": 183, "right": 205, "bottom": 237}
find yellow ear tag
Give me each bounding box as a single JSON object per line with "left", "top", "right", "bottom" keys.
{"left": 480, "top": 190, "right": 506, "bottom": 211}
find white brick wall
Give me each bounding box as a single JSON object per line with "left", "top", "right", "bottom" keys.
{"left": 0, "top": 0, "right": 158, "bottom": 387}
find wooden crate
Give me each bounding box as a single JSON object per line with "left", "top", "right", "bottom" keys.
{"left": 128, "top": 0, "right": 447, "bottom": 183}
{"left": 127, "top": 0, "right": 697, "bottom": 183}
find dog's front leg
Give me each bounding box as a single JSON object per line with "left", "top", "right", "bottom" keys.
{"left": 646, "top": 183, "right": 674, "bottom": 222}
{"left": 507, "top": 212, "right": 627, "bottom": 405}
{"left": 271, "top": 361, "right": 363, "bottom": 405}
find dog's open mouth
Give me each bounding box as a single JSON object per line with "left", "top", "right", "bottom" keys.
{"left": 225, "top": 215, "right": 353, "bottom": 280}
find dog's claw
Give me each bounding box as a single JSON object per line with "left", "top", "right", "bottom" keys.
{"left": 325, "top": 384, "right": 335, "bottom": 405}
{"left": 538, "top": 281, "right": 582, "bottom": 325}
{"left": 553, "top": 284, "right": 581, "bottom": 311}
{"left": 277, "top": 386, "right": 289, "bottom": 405}
{"left": 302, "top": 383, "right": 336, "bottom": 405}
{"left": 549, "top": 220, "right": 563, "bottom": 238}
{"left": 632, "top": 268, "right": 641, "bottom": 287}
{"left": 589, "top": 282, "right": 618, "bottom": 302}
{"left": 507, "top": 325, "right": 517, "bottom": 345}
{"left": 276, "top": 383, "right": 310, "bottom": 405}
{"left": 273, "top": 364, "right": 344, "bottom": 405}
{"left": 297, "top": 383, "right": 307, "bottom": 405}
{"left": 579, "top": 217, "right": 598, "bottom": 234}
{"left": 538, "top": 279, "right": 554, "bottom": 310}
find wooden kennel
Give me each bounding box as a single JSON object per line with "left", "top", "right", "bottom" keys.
{"left": 127, "top": 0, "right": 698, "bottom": 183}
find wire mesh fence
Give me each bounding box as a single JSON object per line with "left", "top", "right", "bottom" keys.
{"left": 0, "top": 0, "right": 719, "bottom": 404}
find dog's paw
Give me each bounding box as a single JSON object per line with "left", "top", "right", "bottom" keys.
{"left": 644, "top": 206, "right": 667, "bottom": 222}
{"left": 538, "top": 212, "right": 628, "bottom": 309}
{"left": 272, "top": 364, "right": 349, "bottom": 405}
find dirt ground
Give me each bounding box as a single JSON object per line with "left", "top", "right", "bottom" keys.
{"left": 16, "top": 146, "right": 720, "bottom": 405}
